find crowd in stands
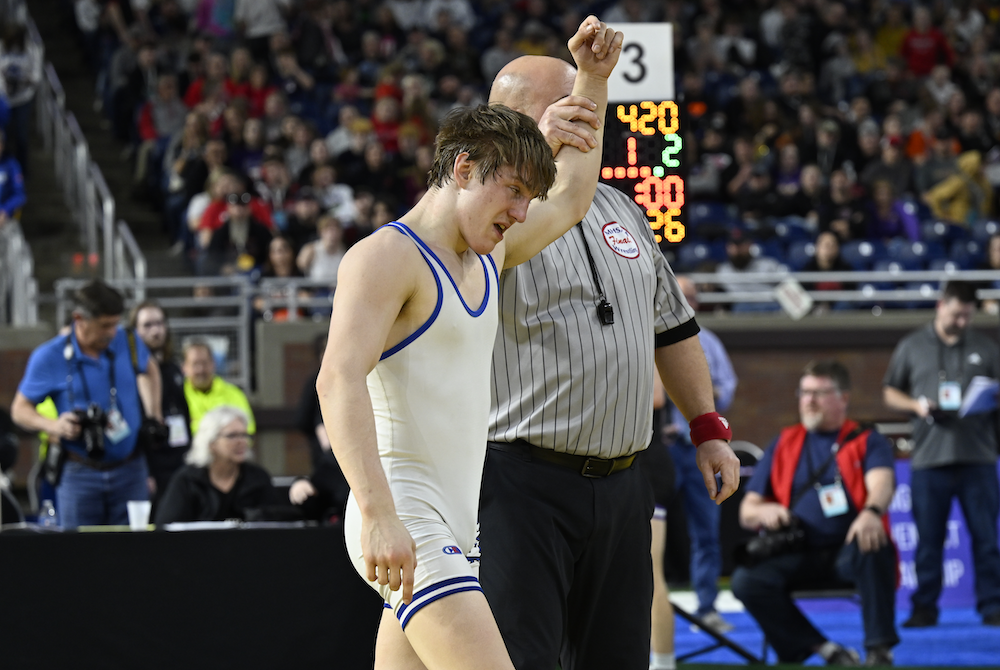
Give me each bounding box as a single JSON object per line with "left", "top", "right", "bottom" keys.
{"left": 661, "top": 0, "right": 1000, "bottom": 311}
{"left": 57, "top": 0, "right": 1000, "bottom": 313}
{"left": 0, "top": 15, "right": 37, "bottom": 231}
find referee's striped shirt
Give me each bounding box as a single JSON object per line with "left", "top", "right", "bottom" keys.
{"left": 489, "top": 183, "right": 699, "bottom": 459}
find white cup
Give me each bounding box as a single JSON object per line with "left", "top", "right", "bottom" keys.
{"left": 126, "top": 500, "right": 152, "bottom": 531}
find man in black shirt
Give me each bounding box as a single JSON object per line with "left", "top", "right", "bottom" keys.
{"left": 130, "top": 300, "right": 191, "bottom": 505}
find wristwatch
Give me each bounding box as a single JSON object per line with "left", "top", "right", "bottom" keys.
{"left": 864, "top": 504, "right": 884, "bottom": 516}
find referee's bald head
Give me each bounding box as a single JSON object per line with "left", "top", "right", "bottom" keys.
{"left": 489, "top": 56, "right": 577, "bottom": 124}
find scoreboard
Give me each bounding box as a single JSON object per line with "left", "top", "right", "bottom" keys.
{"left": 602, "top": 24, "right": 685, "bottom": 244}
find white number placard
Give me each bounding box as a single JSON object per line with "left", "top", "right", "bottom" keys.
{"left": 606, "top": 23, "right": 674, "bottom": 103}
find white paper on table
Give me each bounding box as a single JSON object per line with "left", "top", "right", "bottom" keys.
{"left": 162, "top": 520, "right": 240, "bottom": 532}
{"left": 958, "top": 376, "right": 1000, "bottom": 417}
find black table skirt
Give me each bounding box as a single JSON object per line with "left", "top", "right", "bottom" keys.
{"left": 0, "top": 524, "right": 383, "bottom": 669}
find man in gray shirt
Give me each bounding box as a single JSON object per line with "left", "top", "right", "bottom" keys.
{"left": 883, "top": 280, "right": 1000, "bottom": 628}
{"left": 480, "top": 55, "right": 740, "bottom": 670}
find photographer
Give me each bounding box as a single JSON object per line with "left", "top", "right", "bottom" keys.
{"left": 731, "top": 361, "right": 897, "bottom": 667}
{"left": 11, "top": 280, "right": 162, "bottom": 528}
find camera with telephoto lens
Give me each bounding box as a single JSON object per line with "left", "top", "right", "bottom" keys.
{"left": 745, "top": 516, "right": 806, "bottom": 560}
{"left": 74, "top": 403, "right": 107, "bottom": 460}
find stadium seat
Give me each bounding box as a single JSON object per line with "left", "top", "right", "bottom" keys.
{"left": 773, "top": 218, "right": 813, "bottom": 242}
{"left": 786, "top": 240, "right": 815, "bottom": 270}
{"left": 852, "top": 282, "right": 883, "bottom": 310}
{"left": 950, "top": 239, "right": 984, "bottom": 268}
{"left": 929, "top": 258, "right": 965, "bottom": 273}
{"left": 901, "top": 281, "right": 939, "bottom": 309}
{"left": 676, "top": 239, "right": 726, "bottom": 271}
{"left": 971, "top": 219, "right": 1000, "bottom": 244}
{"left": 752, "top": 238, "right": 784, "bottom": 262}
{"left": 840, "top": 240, "right": 886, "bottom": 270}
{"left": 688, "top": 201, "right": 738, "bottom": 232}
{"left": 872, "top": 259, "right": 909, "bottom": 286}
{"left": 920, "top": 220, "right": 966, "bottom": 246}
{"left": 887, "top": 239, "right": 945, "bottom": 269}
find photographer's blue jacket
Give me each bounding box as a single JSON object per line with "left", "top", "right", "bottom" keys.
{"left": 18, "top": 327, "right": 150, "bottom": 461}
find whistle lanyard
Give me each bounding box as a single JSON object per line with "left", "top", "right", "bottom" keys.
{"left": 576, "top": 223, "right": 607, "bottom": 305}
{"left": 64, "top": 333, "right": 119, "bottom": 411}
{"left": 802, "top": 435, "right": 842, "bottom": 491}
{"left": 937, "top": 339, "right": 965, "bottom": 384}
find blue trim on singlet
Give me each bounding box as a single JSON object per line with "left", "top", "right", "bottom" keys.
{"left": 389, "top": 221, "right": 492, "bottom": 316}
{"left": 485, "top": 252, "right": 499, "bottom": 286}
{"left": 395, "top": 575, "right": 483, "bottom": 630}
{"left": 379, "top": 223, "right": 445, "bottom": 361}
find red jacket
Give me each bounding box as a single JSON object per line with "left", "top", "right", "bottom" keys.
{"left": 198, "top": 198, "right": 275, "bottom": 233}
{"left": 769, "top": 420, "right": 891, "bottom": 539}
{"left": 900, "top": 28, "right": 954, "bottom": 77}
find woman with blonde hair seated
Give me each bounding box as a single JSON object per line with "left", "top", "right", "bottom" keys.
{"left": 154, "top": 406, "right": 276, "bottom": 524}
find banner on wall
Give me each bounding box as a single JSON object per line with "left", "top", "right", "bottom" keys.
{"left": 889, "top": 460, "right": 1000, "bottom": 609}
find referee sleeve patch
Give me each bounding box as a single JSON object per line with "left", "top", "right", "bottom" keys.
{"left": 655, "top": 317, "right": 700, "bottom": 349}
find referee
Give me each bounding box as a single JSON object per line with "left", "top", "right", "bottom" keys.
{"left": 480, "top": 56, "right": 741, "bottom": 670}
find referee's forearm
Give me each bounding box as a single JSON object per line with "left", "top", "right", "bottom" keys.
{"left": 655, "top": 336, "right": 717, "bottom": 422}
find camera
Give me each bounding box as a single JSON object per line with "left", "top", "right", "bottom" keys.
{"left": 74, "top": 403, "right": 107, "bottom": 460}
{"left": 745, "top": 517, "right": 806, "bottom": 561}
{"left": 138, "top": 417, "right": 170, "bottom": 452}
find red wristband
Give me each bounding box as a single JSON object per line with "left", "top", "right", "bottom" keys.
{"left": 689, "top": 412, "right": 732, "bottom": 446}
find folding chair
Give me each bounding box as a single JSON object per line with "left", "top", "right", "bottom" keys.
{"left": 672, "top": 600, "right": 764, "bottom": 664}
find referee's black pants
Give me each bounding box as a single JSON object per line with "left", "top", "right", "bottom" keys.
{"left": 479, "top": 443, "right": 655, "bottom": 670}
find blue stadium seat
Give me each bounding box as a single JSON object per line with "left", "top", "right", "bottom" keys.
{"left": 950, "top": 239, "right": 985, "bottom": 267}
{"left": 929, "top": 258, "right": 966, "bottom": 273}
{"left": 773, "top": 218, "right": 814, "bottom": 242}
{"left": 840, "top": 240, "right": 886, "bottom": 270}
{"left": 688, "top": 201, "right": 738, "bottom": 230}
{"left": 786, "top": 240, "right": 815, "bottom": 270}
{"left": 753, "top": 239, "right": 785, "bottom": 262}
{"left": 920, "top": 220, "right": 966, "bottom": 246}
{"left": 675, "top": 239, "right": 726, "bottom": 271}
{"left": 872, "top": 259, "right": 909, "bottom": 285}
{"left": 887, "top": 239, "right": 945, "bottom": 269}
{"left": 901, "top": 281, "right": 939, "bottom": 309}
{"left": 853, "top": 282, "right": 883, "bottom": 310}
{"left": 971, "top": 219, "right": 1000, "bottom": 244}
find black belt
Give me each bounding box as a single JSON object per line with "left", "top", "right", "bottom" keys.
{"left": 67, "top": 449, "right": 140, "bottom": 472}
{"left": 489, "top": 440, "right": 636, "bottom": 478}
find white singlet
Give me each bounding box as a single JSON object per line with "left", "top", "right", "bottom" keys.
{"left": 344, "top": 222, "right": 499, "bottom": 629}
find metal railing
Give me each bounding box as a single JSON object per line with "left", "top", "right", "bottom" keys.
{"left": 55, "top": 276, "right": 253, "bottom": 393}
{"left": 686, "top": 269, "right": 1000, "bottom": 312}
{"left": 113, "top": 220, "right": 146, "bottom": 291}
{"left": 47, "top": 267, "right": 1000, "bottom": 395}
{"left": 29, "top": 16, "right": 144, "bottom": 285}
{"left": 256, "top": 277, "right": 336, "bottom": 321}
{"left": 0, "top": 221, "right": 38, "bottom": 325}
